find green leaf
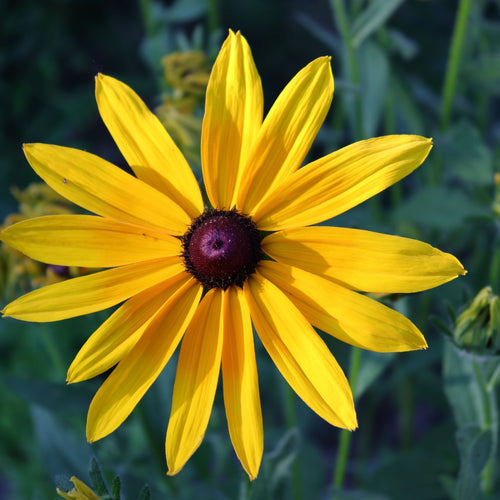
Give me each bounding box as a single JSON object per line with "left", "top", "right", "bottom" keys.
{"left": 249, "top": 430, "right": 299, "bottom": 500}
{"left": 353, "top": 351, "right": 396, "bottom": 399}
{"left": 455, "top": 426, "right": 492, "bottom": 500}
{"left": 89, "top": 456, "right": 110, "bottom": 496}
{"left": 487, "top": 363, "right": 500, "bottom": 391}
{"left": 443, "top": 340, "right": 499, "bottom": 496}
{"left": 162, "top": 0, "right": 207, "bottom": 23}
{"left": 352, "top": 0, "right": 405, "bottom": 47}
{"left": 390, "top": 77, "right": 425, "bottom": 135}
{"left": 32, "top": 405, "right": 91, "bottom": 479}
{"left": 391, "top": 186, "right": 489, "bottom": 231}
{"left": 440, "top": 121, "right": 493, "bottom": 186}
{"left": 359, "top": 41, "right": 389, "bottom": 138}
{"left": 329, "top": 488, "right": 390, "bottom": 500}
{"left": 386, "top": 29, "right": 419, "bottom": 60}
{"left": 138, "top": 484, "right": 151, "bottom": 500}
{"left": 5, "top": 376, "right": 94, "bottom": 416}
{"left": 294, "top": 11, "right": 341, "bottom": 51}
{"left": 439, "top": 474, "right": 457, "bottom": 499}
{"left": 360, "top": 435, "right": 456, "bottom": 500}
{"left": 443, "top": 340, "right": 487, "bottom": 428}
{"left": 466, "top": 53, "right": 500, "bottom": 94}
{"left": 111, "top": 475, "right": 121, "bottom": 500}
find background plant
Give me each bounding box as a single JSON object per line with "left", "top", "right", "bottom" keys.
{"left": 1, "top": 0, "right": 499, "bottom": 499}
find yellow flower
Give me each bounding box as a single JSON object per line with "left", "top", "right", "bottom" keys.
{"left": 1, "top": 183, "right": 87, "bottom": 298}
{"left": 56, "top": 476, "right": 100, "bottom": 500}
{"left": 1, "top": 31, "right": 465, "bottom": 479}
{"left": 156, "top": 51, "right": 210, "bottom": 163}
{"left": 161, "top": 50, "right": 210, "bottom": 97}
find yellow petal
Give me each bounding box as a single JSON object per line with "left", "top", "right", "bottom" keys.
{"left": 244, "top": 272, "right": 357, "bottom": 429}
{"left": 259, "top": 261, "right": 427, "bottom": 352}
{"left": 23, "top": 143, "right": 191, "bottom": 236}
{"left": 221, "top": 286, "right": 263, "bottom": 480}
{"left": 56, "top": 490, "right": 72, "bottom": 500}
{"left": 67, "top": 477, "right": 100, "bottom": 500}
{"left": 166, "top": 289, "right": 224, "bottom": 475}
{"left": 2, "top": 257, "right": 185, "bottom": 322}
{"left": 253, "top": 135, "right": 433, "bottom": 230}
{"left": 55, "top": 490, "right": 72, "bottom": 500}
{"left": 201, "top": 30, "right": 263, "bottom": 209}
{"left": 68, "top": 272, "right": 191, "bottom": 383}
{"left": 87, "top": 278, "right": 202, "bottom": 441}
{"left": 236, "top": 57, "right": 334, "bottom": 214}
{"left": 95, "top": 74, "right": 203, "bottom": 218}
{"left": 262, "top": 226, "right": 465, "bottom": 293}
{"left": 1, "top": 215, "right": 181, "bottom": 268}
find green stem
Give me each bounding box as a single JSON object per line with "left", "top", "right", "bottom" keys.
{"left": 139, "top": 0, "right": 167, "bottom": 91}
{"left": 489, "top": 236, "right": 500, "bottom": 286}
{"left": 472, "top": 360, "right": 497, "bottom": 496}
{"left": 332, "top": 347, "right": 362, "bottom": 493}
{"left": 440, "top": 0, "right": 473, "bottom": 130}
{"left": 139, "top": 0, "right": 154, "bottom": 38}
{"left": 285, "top": 385, "right": 302, "bottom": 500}
{"left": 207, "top": 0, "right": 219, "bottom": 36}
{"left": 329, "top": 0, "right": 363, "bottom": 140}
{"left": 333, "top": 428, "right": 352, "bottom": 491}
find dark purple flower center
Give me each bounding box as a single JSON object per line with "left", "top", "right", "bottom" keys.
{"left": 182, "top": 209, "right": 262, "bottom": 290}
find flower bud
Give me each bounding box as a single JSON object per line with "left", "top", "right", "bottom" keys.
{"left": 454, "top": 286, "right": 500, "bottom": 354}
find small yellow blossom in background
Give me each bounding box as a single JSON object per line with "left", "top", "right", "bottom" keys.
{"left": 1, "top": 30, "right": 465, "bottom": 479}
{"left": 7, "top": 182, "right": 74, "bottom": 221}
{"left": 1, "top": 183, "right": 88, "bottom": 298}
{"left": 162, "top": 50, "right": 210, "bottom": 97}
{"left": 56, "top": 476, "right": 100, "bottom": 500}
{"left": 156, "top": 50, "right": 210, "bottom": 163}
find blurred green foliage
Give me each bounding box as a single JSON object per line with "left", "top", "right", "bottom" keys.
{"left": 1, "top": 0, "right": 500, "bottom": 499}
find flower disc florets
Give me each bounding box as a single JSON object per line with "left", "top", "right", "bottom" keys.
{"left": 182, "top": 209, "right": 263, "bottom": 290}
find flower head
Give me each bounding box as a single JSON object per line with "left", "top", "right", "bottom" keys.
{"left": 1, "top": 30, "right": 465, "bottom": 479}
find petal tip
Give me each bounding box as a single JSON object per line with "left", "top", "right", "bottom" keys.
{"left": 95, "top": 73, "right": 106, "bottom": 89}
{"left": 413, "top": 336, "right": 428, "bottom": 350}
{"left": 449, "top": 254, "right": 467, "bottom": 278}
{"left": 247, "top": 471, "right": 259, "bottom": 481}
{"left": 95, "top": 73, "right": 114, "bottom": 91}
{"left": 1, "top": 302, "right": 15, "bottom": 318}
{"left": 86, "top": 423, "right": 101, "bottom": 444}
{"left": 345, "top": 414, "right": 358, "bottom": 431}
{"left": 66, "top": 370, "right": 76, "bottom": 384}
{"left": 166, "top": 466, "right": 181, "bottom": 477}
